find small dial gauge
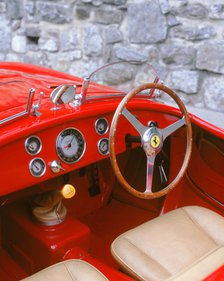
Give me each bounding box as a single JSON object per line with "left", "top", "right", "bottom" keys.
{"left": 95, "top": 118, "right": 109, "bottom": 135}
{"left": 29, "top": 158, "right": 46, "bottom": 177}
{"left": 56, "top": 128, "right": 86, "bottom": 164}
{"left": 25, "top": 136, "right": 42, "bottom": 155}
{"left": 98, "top": 138, "right": 109, "bottom": 155}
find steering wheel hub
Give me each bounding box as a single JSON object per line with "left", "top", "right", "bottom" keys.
{"left": 142, "top": 127, "right": 163, "bottom": 156}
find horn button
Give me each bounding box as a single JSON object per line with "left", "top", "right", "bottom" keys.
{"left": 142, "top": 127, "right": 162, "bottom": 156}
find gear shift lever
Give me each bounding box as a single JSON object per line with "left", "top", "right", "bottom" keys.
{"left": 32, "top": 184, "right": 76, "bottom": 226}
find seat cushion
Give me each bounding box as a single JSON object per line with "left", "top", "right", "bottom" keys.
{"left": 168, "top": 246, "right": 224, "bottom": 281}
{"left": 111, "top": 206, "right": 224, "bottom": 281}
{"left": 21, "top": 260, "right": 108, "bottom": 281}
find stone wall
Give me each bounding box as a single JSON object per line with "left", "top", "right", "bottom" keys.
{"left": 0, "top": 0, "right": 224, "bottom": 112}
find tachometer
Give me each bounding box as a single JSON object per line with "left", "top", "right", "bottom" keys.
{"left": 56, "top": 128, "right": 86, "bottom": 164}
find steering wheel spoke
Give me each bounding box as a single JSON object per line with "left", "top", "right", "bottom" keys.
{"left": 145, "top": 155, "right": 156, "bottom": 194}
{"left": 162, "top": 117, "right": 186, "bottom": 141}
{"left": 122, "top": 107, "right": 147, "bottom": 136}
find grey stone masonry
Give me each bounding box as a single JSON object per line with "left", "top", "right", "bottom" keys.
{"left": 0, "top": 0, "right": 223, "bottom": 114}
{"left": 128, "top": 2, "right": 167, "bottom": 43}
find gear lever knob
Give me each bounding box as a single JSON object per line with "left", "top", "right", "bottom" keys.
{"left": 61, "top": 184, "right": 76, "bottom": 199}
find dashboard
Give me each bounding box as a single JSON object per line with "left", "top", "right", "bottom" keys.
{"left": 0, "top": 113, "right": 116, "bottom": 196}
{"left": 26, "top": 118, "right": 109, "bottom": 178}
{"left": 0, "top": 105, "right": 178, "bottom": 197}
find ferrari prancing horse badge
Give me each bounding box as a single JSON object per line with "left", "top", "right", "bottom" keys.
{"left": 150, "top": 135, "right": 161, "bottom": 149}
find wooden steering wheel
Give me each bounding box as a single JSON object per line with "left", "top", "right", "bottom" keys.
{"left": 109, "top": 83, "right": 193, "bottom": 199}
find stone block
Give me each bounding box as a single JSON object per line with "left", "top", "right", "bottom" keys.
{"left": 39, "top": 32, "right": 59, "bottom": 52}
{"left": 202, "top": 76, "right": 224, "bottom": 111}
{"left": 161, "top": 43, "right": 196, "bottom": 66}
{"left": 83, "top": 24, "right": 103, "bottom": 56}
{"left": 103, "top": 25, "right": 123, "bottom": 43}
{"left": 128, "top": 2, "right": 167, "bottom": 43}
{"left": 60, "top": 29, "right": 80, "bottom": 52}
{"left": 98, "top": 63, "right": 134, "bottom": 85}
{"left": 169, "top": 0, "right": 188, "bottom": 9}
{"left": 114, "top": 46, "right": 147, "bottom": 62}
{"left": 0, "top": 2, "right": 6, "bottom": 13}
{"left": 76, "top": 5, "right": 91, "bottom": 19}
{"left": 172, "top": 25, "right": 216, "bottom": 41}
{"left": 209, "top": 4, "right": 224, "bottom": 20}
{"left": 168, "top": 70, "right": 199, "bottom": 94}
{"left": 11, "top": 35, "right": 27, "bottom": 53}
{"left": 94, "top": 7, "right": 123, "bottom": 24}
{"left": 25, "top": 1, "right": 35, "bottom": 16}
{"left": 36, "top": 2, "right": 73, "bottom": 24}
{"left": 7, "top": 0, "right": 24, "bottom": 19}
{"left": 196, "top": 42, "right": 224, "bottom": 74}
{"left": 0, "top": 19, "right": 11, "bottom": 52}
{"left": 171, "top": 3, "right": 208, "bottom": 19}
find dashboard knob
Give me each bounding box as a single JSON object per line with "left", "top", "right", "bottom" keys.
{"left": 61, "top": 184, "right": 76, "bottom": 199}
{"left": 50, "top": 160, "right": 64, "bottom": 173}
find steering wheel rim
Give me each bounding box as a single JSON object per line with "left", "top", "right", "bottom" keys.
{"left": 109, "top": 83, "right": 193, "bottom": 199}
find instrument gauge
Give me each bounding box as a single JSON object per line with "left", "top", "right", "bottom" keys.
{"left": 95, "top": 118, "right": 109, "bottom": 135}
{"left": 29, "top": 158, "right": 46, "bottom": 177}
{"left": 25, "top": 136, "right": 42, "bottom": 155}
{"left": 56, "top": 128, "right": 86, "bottom": 164}
{"left": 98, "top": 138, "right": 109, "bottom": 155}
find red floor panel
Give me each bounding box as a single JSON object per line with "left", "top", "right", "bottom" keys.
{"left": 80, "top": 199, "right": 157, "bottom": 268}
{"left": 0, "top": 249, "right": 27, "bottom": 281}
{"left": 0, "top": 199, "right": 157, "bottom": 280}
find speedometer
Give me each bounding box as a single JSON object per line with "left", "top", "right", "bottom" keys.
{"left": 56, "top": 128, "right": 86, "bottom": 164}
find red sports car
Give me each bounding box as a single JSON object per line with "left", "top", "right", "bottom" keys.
{"left": 0, "top": 61, "right": 223, "bottom": 281}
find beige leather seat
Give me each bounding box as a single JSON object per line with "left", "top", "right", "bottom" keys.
{"left": 21, "top": 259, "right": 108, "bottom": 281}
{"left": 111, "top": 206, "right": 224, "bottom": 281}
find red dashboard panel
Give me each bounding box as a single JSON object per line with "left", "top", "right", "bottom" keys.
{"left": 0, "top": 106, "right": 177, "bottom": 196}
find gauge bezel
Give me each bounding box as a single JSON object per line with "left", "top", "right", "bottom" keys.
{"left": 56, "top": 127, "right": 86, "bottom": 164}
{"left": 98, "top": 138, "right": 109, "bottom": 155}
{"left": 29, "top": 158, "right": 46, "bottom": 177}
{"left": 25, "top": 135, "right": 42, "bottom": 155}
{"left": 95, "top": 118, "right": 109, "bottom": 135}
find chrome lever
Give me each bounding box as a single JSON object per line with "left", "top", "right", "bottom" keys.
{"left": 31, "top": 91, "right": 44, "bottom": 116}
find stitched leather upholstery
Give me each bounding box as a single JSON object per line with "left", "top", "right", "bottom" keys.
{"left": 21, "top": 260, "right": 108, "bottom": 281}
{"left": 111, "top": 206, "right": 224, "bottom": 281}
{"left": 168, "top": 246, "right": 224, "bottom": 281}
